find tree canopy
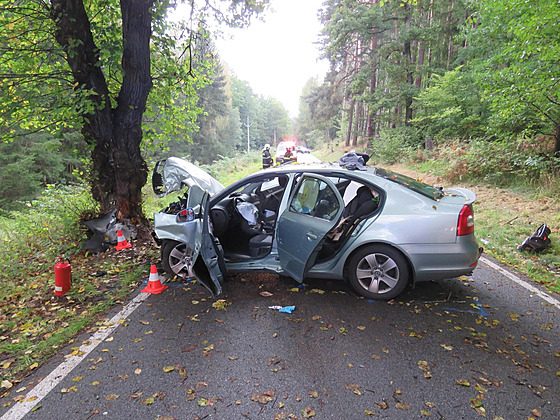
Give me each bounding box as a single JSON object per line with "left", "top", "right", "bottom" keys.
{"left": 0, "top": 0, "right": 268, "bottom": 220}
{"left": 307, "top": 0, "right": 559, "bottom": 156}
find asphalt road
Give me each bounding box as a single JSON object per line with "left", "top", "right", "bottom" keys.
{"left": 1, "top": 257, "right": 559, "bottom": 420}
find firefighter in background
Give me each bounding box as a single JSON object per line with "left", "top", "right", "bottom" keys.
{"left": 282, "top": 146, "right": 295, "bottom": 164}
{"left": 262, "top": 144, "right": 273, "bottom": 169}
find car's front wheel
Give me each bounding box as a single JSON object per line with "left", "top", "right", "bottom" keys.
{"left": 161, "top": 240, "right": 194, "bottom": 279}
{"left": 347, "top": 245, "right": 409, "bottom": 300}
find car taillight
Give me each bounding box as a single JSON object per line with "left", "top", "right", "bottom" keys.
{"left": 457, "top": 205, "right": 474, "bottom": 236}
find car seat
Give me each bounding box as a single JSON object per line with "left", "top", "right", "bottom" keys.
{"left": 326, "top": 185, "right": 379, "bottom": 244}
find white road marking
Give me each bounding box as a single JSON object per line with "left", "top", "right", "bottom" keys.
{"left": 480, "top": 255, "right": 560, "bottom": 310}
{"left": 1, "top": 292, "right": 150, "bottom": 420}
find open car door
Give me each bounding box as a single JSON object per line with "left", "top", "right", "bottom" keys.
{"left": 276, "top": 174, "right": 344, "bottom": 282}
{"left": 192, "top": 192, "right": 227, "bottom": 296}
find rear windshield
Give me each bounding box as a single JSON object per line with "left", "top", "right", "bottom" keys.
{"left": 375, "top": 168, "right": 444, "bottom": 200}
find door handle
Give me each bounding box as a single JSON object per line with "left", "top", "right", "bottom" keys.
{"left": 307, "top": 232, "right": 318, "bottom": 241}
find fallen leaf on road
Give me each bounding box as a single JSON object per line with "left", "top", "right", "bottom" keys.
{"left": 375, "top": 400, "right": 389, "bottom": 410}
{"left": 251, "top": 390, "right": 275, "bottom": 404}
{"left": 302, "top": 407, "right": 316, "bottom": 418}
{"left": 308, "top": 289, "right": 325, "bottom": 294}
{"left": 345, "top": 383, "right": 362, "bottom": 396}
{"left": 531, "top": 409, "right": 542, "bottom": 418}
{"left": 212, "top": 299, "right": 230, "bottom": 311}
{"left": 396, "top": 402, "right": 410, "bottom": 410}
{"left": 508, "top": 313, "right": 520, "bottom": 321}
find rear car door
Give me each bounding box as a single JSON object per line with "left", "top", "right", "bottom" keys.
{"left": 276, "top": 174, "right": 344, "bottom": 282}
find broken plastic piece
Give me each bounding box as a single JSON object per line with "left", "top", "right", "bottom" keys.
{"left": 83, "top": 209, "right": 136, "bottom": 253}
{"left": 268, "top": 305, "right": 296, "bottom": 313}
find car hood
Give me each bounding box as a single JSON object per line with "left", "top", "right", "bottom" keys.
{"left": 153, "top": 157, "right": 224, "bottom": 197}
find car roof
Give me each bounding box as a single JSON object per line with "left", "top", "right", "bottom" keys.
{"left": 258, "top": 162, "right": 373, "bottom": 174}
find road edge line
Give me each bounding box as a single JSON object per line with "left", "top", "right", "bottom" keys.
{"left": 1, "top": 292, "right": 150, "bottom": 420}
{"left": 480, "top": 255, "right": 560, "bottom": 310}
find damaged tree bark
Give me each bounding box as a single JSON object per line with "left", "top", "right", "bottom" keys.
{"left": 50, "top": 0, "right": 152, "bottom": 222}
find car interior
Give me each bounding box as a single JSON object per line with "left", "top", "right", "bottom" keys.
{"left": 208, "top": 173, "right": 382, "bottom": 263}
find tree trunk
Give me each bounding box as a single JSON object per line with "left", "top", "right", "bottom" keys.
{"left": 404, "top": 1, "right": 413, "bottom": 125}
{"left": 554, "top": 123, "right": 560, "bottom": 157}
{"left": 366, "top": 29, "right": 378, "bottom": 140}
{"left": 50, "top": 0, "right": 152, "bottom": 222}
{"left": 352, "top": 101, "right": 360, "bottom": 147}
{"left": 345, "top": 99, "right": 355, "bottom": 147}
{"left": 112, "top": 0, "right": 152, "bottom": 221}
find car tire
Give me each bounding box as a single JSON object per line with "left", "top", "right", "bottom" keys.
{"left": 161, "top": 240, "right": 194, "bottom": 279}
{"left": 347, "top": 245, "right": 409, "bottom": 300}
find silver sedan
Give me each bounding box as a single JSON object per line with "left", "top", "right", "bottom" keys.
{"left": 152, "top": 157, "right": 482, "bottom": 300}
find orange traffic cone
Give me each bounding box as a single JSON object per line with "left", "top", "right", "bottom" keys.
{"left": 115, "top": 229, "right": 132, "bottom": 251}
{"left": 141, "top": 264, "right": 168, "bottom": 294}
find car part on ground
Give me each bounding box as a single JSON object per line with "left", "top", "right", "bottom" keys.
{"left": 518, "top": 223, "right": 551, "bottom": 252}
{"left": 83, "top": 209, "right": 137, "bottom": 253}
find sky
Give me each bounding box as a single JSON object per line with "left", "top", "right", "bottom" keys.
{"left": 213, "top": 0, "right": 329, "bottom": 118}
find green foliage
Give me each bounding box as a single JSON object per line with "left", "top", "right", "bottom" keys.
{"left": 465, "top": 0, "right": 560, "bottom": 148}
{"left": 0, "top": 1, "right": 79, "bottom": 140}
{"left": 0, "top": 185, "right": 95, "bottom": 262}
{"left": 367, "top": 126, "right": 423, "bottom": 164}
{"left": 369, "top": 127, "right": 419, "bottom": 164}
{"left": 318, "top": 0, "right": 471, "bottom": 139}
{"left": 416, "top": 138, "right": 560, "bottom": 197}
{"left": 200, "top": 151, "right": 261, "bottom": 186}
{"left": 411, "top": 68, "right": 490, "bottom": 140}
{"left": 230, "top": 77, "right": 292, "bottom": 152}
{"left": 0, "top": 130, "right": 88, "bottom": 211}
{"left": 297, "top": 76, "right": 342, "bottom": 148}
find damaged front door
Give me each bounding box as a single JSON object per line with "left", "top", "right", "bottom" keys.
{"left": 193, "top": 194, "right": 226, "bottom": 296}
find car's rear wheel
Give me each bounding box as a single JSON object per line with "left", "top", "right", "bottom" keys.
{"left": 347, "top": 245, "right": 409, "bottom": 300}
{"left": 161, "top": 240, "right": 194, "bottom": 279}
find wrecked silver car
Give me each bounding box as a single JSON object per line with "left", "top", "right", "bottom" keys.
{"left": 152, "top": 157, "right": 481, "bottom": 300}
